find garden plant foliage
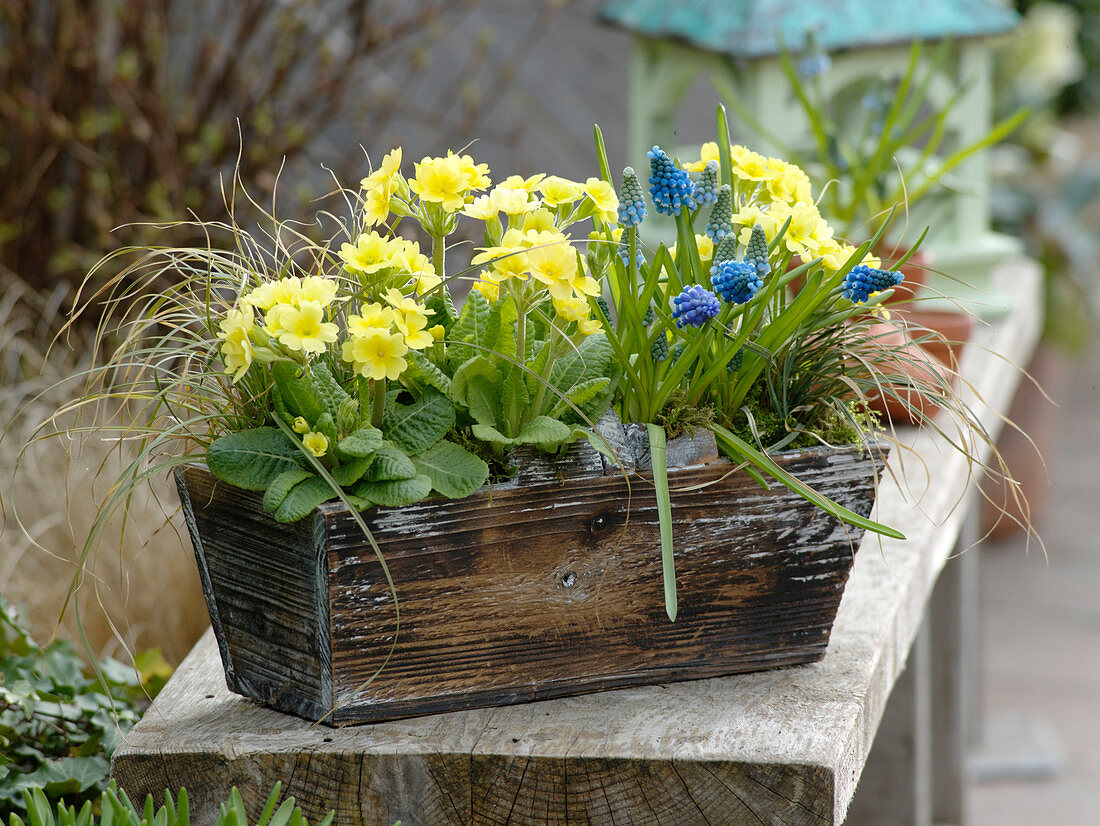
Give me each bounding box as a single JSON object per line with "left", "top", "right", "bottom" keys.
{"left": 0, "top": 597, "right": 169, "bottom": 820}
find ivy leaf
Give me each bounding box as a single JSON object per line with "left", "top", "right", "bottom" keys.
{"left": 206, "top": 428, "right": 302, "bottom": 491}
{"left": 335, "top": 426, "right": 384, "bottom": 459}
{"left": 412, "top": 441, "right": 489, "bottom": 499}
{"left": 274, "top": 476, "right": 336, "bottom": 523}
{"left": 353, "top": 474, "right": 433, "bottom": 507}
{"left": 383, "top": 391, "right": 455, "bottom": 454}
{"left": 363, "top": 444, "right": 418, "bottom": 481}
{"left": 514, "top": 416, "right": 574, "bottom": 450}
{"left": 262, "top": 468, "right": 315, "bottom": 512}
{"left": 272, "top": 361, "right": 323, "bottom": 422}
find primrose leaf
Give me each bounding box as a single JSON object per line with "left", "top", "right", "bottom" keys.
{"left": 272, "top": 361, "right": 323, "bottom": 422}
{"left": 450, "top": 356, "right": 501, "bottom": 428}
{"left": 273, "top": 476, "right": 336, "bottom": 523}
{"left": 514, "top": 416, "right": 574, "bottom": 450}
{"left": 206, "top": 428, "right": 302, "bottom": 491}
{"left": 470, "top": 423, "right": 514, "bottom": 446}
{"left": 488, "top": 293, "right": 518, "bottom": 360}
{"left": 330, "top": 456, "right": 374, "bottom": 487}
{"left": 335, "top": 426, "right": 384, "bottom": 459}
{"left": 500, "top": 365, "right": 529, "bottom": 437}
{"left": 383, "top": 390, "right": 455, "bottom": 454}
{"left": 412, "top": 441, "right": 489, "bottom": 499}
{"left": 262, "top": 468, "right": 316, "bottom": 512}
{"left": 310, "top": 361, "right": 351, "bottom": 420}
{"left": 525, "top": 340, "right": 550, "bottom": 397}
{"left": 548, "top": 376, "right": 610, "bottom": 418}
{"left": 353, "top": 474, "right": 433, "bottom": 507}
{"left": 363, "top": 444, "right": 418, "bottom": 481}
{"left": 549, "top": 333, "right": 612, "bottom": 397}
{"left": 406, "top": 350, "right": 452, "bottom": 395}
{"left": 449, "top": 289, "right": 491, "bottom": 355}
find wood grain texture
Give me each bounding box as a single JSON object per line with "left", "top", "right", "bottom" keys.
{"left": 178, "top": 443, "right": 882, "bottom": 725}
{"left": 114, "top": 259, "right": 1044, "bottom": 825}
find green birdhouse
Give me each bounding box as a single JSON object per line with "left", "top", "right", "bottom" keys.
{"left": 601, "top": 0, "right": 1024, "bottom": 308}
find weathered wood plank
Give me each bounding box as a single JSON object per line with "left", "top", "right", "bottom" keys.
{"left": 113, "top": 259, "right": 1044, "bottom": 825}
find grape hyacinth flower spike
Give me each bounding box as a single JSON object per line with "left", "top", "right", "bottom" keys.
{"left": 704, "top": 185, "right": 734, "bottom": 242}
{"left": 746, "top": 224, "right": 771, "bottom": 279}
{"left": 647, "top": 146, "right": 695, "bottom": 216}
{"left": 671, "top": 284, "right": 721, "bottom": 328}
{"left": 842, "top": 264, "right": 904, "bottom": 303}
{"left": 617, "top": 167, "right": 646, "bottom": 228}
{"left": 693, "top": 160, "right": 721, "bottom": 207}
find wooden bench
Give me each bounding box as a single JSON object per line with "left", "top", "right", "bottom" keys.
{"left": 112, "top": 260, "right": 1042, "bottom": 825}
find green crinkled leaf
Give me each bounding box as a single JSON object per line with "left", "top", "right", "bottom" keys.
{"left": 330, "top": 456, "right": 374, "bottom": 487}
{"left": 274, "top": 476, "right": 336, "bottom": 523}
{"left": 335, "top": 426, "right": 384, "bottom": 459}
{"left": 449, "top": 356, "right": 501, "bottom": 428}
{"left": 525, "top": 340, "right": 550, "bottom": 397}
{"left": 549, "top": 333, "right": 612, "bottom": 398}
{"left": 311, "top": 361, "right": 351, "bottom": 416}
{"left": 272, "top": 361, "right": 323, "bottom": 422}
{"left": 314, "top": 411, "right": 338, "bottom": 447}
{"left": 548, "top": 376, "right": 610, "bottom": 418}
{"left": 572, "top": 360, "right": 621, "bottom": 424}
{"left": 383, "top": 391, "right": 455, "bottom": 454}
{"left": 206, "top": 428, "right": 302, "bottom": 491}
{"left": 406, "top": 350, "right": 452, "bottom": 395}
{"left": 337, "top": 396, "right": 360, "bottom": 435}
{"left": 488, "top": 293, "right": 518, "bottom": 360}
{"left": 470, "top": 423, "right": 514, "bottom": 445}
{"left": 514, "top": 416, "right": 574, "bottom": 449}
{"left": 411, "top": 441, "right": 489, "bottom": 499}
{"left": 263, "top": 468, "right": 315, "bottom": 512}
{"left": 353, "top": 474, "right": 433, "bottom": 507}
{"left": 363, "top": 444, "right": 418, "bottom": 481}
{"left": 500, "top": 365, "right": 529, "bottom": 438}
{"left": 448, "top": 289, "right": 491, "bottom": 354}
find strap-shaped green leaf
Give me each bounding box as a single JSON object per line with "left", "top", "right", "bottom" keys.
{"left": 206, "top": 428, "right": 301, "bottom": 491}
{"left": 412, "top": 441, "right": 489, "bottom": 499}
{"left": 513, "top": 416, "right": 573, "bottom": 450}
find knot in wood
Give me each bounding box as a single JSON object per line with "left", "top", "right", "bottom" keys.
{"left": 561, "top": 571, "right": 578, "bottom": 588}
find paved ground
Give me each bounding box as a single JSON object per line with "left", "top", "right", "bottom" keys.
{"left": 968, "top": 341, "right": 1100, "bottom": 824}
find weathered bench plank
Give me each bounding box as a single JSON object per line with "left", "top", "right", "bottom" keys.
{"left": 112, "top": 260, "right": 1041, "bottom": 825}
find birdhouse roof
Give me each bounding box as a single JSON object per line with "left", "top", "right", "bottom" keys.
{"left": 599, "top": 0, "right": 1019, "bottom": 58}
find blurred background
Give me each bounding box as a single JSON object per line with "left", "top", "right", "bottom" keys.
{"left": 1, "top": 1, "right": 1096, "bottom": 822}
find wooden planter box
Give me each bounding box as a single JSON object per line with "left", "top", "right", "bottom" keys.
{"left": 175, "top": 438, "right": 885, "bottom": 726}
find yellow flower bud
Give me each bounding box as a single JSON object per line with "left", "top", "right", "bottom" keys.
{"left": 302, "top": 431, "right": 328, "bottom": 458}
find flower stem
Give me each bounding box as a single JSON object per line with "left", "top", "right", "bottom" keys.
{"left": 432, "top": 233, "right": 457, "bottom": 320}
{"left": 372, "top": 378, "right": 386, "bottom": 430}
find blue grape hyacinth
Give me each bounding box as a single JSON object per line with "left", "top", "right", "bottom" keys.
{"left": 693, "top": 160, "right": 721, "bottom": 207}
{"left": 671, "top": 284, "right": 721, "bottom": 328}
{"left": 617, "top": 167, "right": 646, "bottom": 227}
{"left": 647, "top": 146, "right": 695, "bottom": 216}
{"left": 842, "top": 264, "right": 904, "bottom": 303}
{"left": 711, "top": 260, "right": 763, "bottom": 305}
{"left": 704, "top": 185, "right": 734, "bottom": 242}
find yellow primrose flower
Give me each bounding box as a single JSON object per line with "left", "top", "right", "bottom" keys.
{"left": 217, "top": 304, "right": 255, "bottom": 382}
{"left": 450, "top": 151, "right": 491, "bottom": 192}
{"left": 292, "top": 416, "right": 310, "bottom": 434}
{"left": 340, "top": 231, "right": 395, "bottom": 275}
{"left": 500, "top": 173, "right": 546, "bottom": 193}
{"left": 242, "top": 281, "right": 278, "bottom": 311}
{"left": 382, "top": 289, "right": 435, "bottom": 350}
{"left": 342, "top": 328, "right": 409, "bottom": 380}
{"left": 552, "top": 293, "right": 593, "bottom": 326}
{"left": 271, "top": 301, "right": 339, "bottom": 355}
{"left": 429, "top": 324, "right": 446, "bottom": 341}
{"left": 363, "top": 188, "right": 392, "bottom": 227}
{"left": 734, "top": 205, "right": 779, "bottom": 246}
{"left": 347, "top": 303, "right": 397, "bottom": 336}
{"left": 522, "top": 208, "right": 556, "bottom": 233}
{"left": 538, "top": 176, "right": 583, "bottom": 207}
{"left": 766, "top": 160, "right": 814, "bottom": 206}
{"left": 461, "top": 194, "right": 498, "bottom": 220}
{"left": 583, "top": 178, "right": 619, "bottom": 223}
{"left": 472, "top": 277, "right": 501, "bottom": 302}
{"left": 410, "top": 154, "right": 469, "bottom": 212}
{"left": 302, "top": 431, "right": 328, "bottom": 458}
{"left": 299, "top": 275, "right": 339, "bottom": 308}
{"left": 732, "top": 149, "right": 780, "bottom": 183}
{"left": 683, "top": 141, "right": 721, "bottom": 173}
{"left": 772, "top": 201, "right": 833, "bottom": 258}
{"left": 695, "top": 233, "right": 714, "bottom": 268}
{"left": 387, "top": 238, "right": 436, "bottom": 282}
{"left": 360, "top": 147, "right": 402, "bottom": 192}
{"left": 491, "top": 186, "right": 539, "bottom": 215}
{"left": 471, "top": 240, "right": 530, "bottom": 283}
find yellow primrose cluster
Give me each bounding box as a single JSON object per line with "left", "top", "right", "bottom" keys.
{"left": 359, "top": 147, "right": 493, "bottom": 227}
{"left": 341, "top": 289, "right": 438, "bottom": 381}
{"left": 337, "top": 230, "right": 440, "bottom": 294}
{"left": 686, "top": 142, "right": 879, "bottom": 271}
{"left": 470, "top": 221, "right": 602, "bottom": 336}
